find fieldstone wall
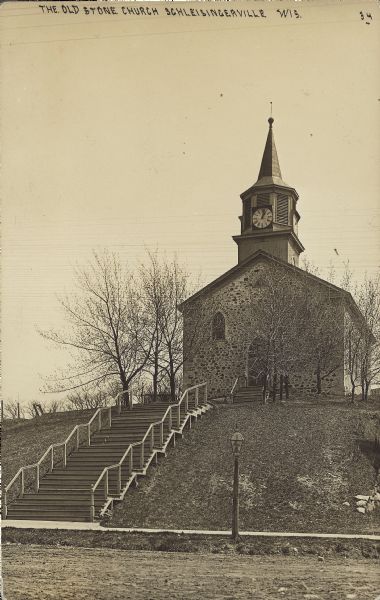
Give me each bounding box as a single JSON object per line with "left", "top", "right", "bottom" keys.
{"left": 183, "top": 258, "right": 346, "bottom": 399}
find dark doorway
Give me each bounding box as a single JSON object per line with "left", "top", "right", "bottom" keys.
{"left": 247, "top": 340, "right": 265, "bottom": 386}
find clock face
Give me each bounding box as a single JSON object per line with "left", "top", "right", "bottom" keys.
{"left": 252, "top": 207, "right": 273, "bottom": 229}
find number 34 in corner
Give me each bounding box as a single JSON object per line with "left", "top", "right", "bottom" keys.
{"left": 359, "top": 11, "right": 373, "bottom": 24}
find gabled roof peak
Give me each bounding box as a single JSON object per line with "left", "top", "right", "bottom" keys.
{"left": 178, "top": 249, "right": 352, "bottom": 310}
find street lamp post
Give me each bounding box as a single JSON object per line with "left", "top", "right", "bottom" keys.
{"left": 230, "top": 431, "right": 244, "bottom": 541}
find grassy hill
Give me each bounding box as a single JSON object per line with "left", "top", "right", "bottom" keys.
{"left": 106, "top": 402, "right": 380, "bottom": 534}
{"left": 2, "top": 409, "right": 94, "bottom": 486}
{"left": 3, "top": 401, "right": 379, "bottom": 534}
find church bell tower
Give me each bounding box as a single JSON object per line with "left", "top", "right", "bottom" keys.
{"left": 233, "top": 117, "right": 304, "bottom": 265}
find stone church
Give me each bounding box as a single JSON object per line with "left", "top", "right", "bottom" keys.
{"left": 180, "top": 118, "right": 364, "bottom": 400}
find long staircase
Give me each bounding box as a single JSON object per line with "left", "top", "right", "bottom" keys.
{"left": 4, "top": 384, "right": 211, "bottom": 523}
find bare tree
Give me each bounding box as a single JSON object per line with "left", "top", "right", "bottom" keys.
{"left": 65, "top": 384, "right": 115, "bottom": 410}
{"left": 247, "top": 264, "right": 308, "bottom": 400}
{"left": 141, "top": 252, "right": 198, "bottom": 402}
{"left": 3, "top": 399, "right": 24, "bottom": 420}
{"left": 41, "top": 251, "right": 155, "bottom": 408}
{"left": 46, "top": 399, "right": 65, "bottom": 413}
{"left": 355, "top": 274, "right": 380, "bottom": 401}
{"left": 159, "top": 257, "right": 197, "bottom": 402}
{"left": 301, "top": 288, "right": 344, "bottom": 395}
{"left": 247, "top": 264, "right": 344, "bottom": 399}
{"left": 345, "top": 318, "right": 362, "bottom": 402}
{"left": 339, "top": 266, "right": 379, "bottom": 402}
{"left": 301, "top": 256, "right": 320, "bottom": 277}
{"left": 140, "top": 252, "right": 166, "bottom": 402}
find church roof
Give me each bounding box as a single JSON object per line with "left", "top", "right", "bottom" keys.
{"left": 178, "top": 250, "right": 366, "bottom": 330}
{"left": 247, "top": 118, "right": 293, "bottom": 191}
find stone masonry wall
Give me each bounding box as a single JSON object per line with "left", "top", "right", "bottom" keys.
{"left": 183, "top": 258, "right": 345, "bottom": 399}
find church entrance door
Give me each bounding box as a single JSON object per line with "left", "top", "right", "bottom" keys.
{"left": 247, "top": 340, "right": 265, "bottom": 387}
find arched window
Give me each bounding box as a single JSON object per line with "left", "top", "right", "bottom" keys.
{"left": 212, "top": 312, "right": 225, "bottom": 340}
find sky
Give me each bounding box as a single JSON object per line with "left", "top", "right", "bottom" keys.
{"left": 1, "top": 0, "right": 379, "bottom": 407}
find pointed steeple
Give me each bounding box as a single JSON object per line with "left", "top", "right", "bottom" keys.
{"left": 253, "top": 117, "right": 290, "bottom": 189}
{"left": 258, "top": 118, "right": 282, "bottom": 180}
{"left": 236, "top": 115, "right": 304, "bottom": 265}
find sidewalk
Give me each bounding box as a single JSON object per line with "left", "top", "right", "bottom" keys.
{"left": 2, "top": 519, "right": 380, "bottom": 540}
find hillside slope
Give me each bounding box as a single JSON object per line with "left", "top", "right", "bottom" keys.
{"left": 2, "top": 409, "right": 94, "bottom": 486}
{"left": 107, "top": 403, "right": 380, "bottom": 534}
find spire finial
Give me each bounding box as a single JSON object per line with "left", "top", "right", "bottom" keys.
{"left": 257, "top": 110, "right": 281, "bottom": 180}
{"left": 268, "top": 102, "right": 274, "bottom": 127}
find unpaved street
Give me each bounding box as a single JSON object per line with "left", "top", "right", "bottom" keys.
{"left": 2, "top": 544, "right": 380, "bottom": 600}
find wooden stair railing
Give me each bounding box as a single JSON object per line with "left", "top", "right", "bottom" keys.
{"left": 4, "top": 382, "right": 210, "bottom": 522}
{"left": 3, "top": 388, "right": 133, "bottom": 518}
{"left": 3, "top": 403, "right": 118, "bottom": 517}
{"left": 91, "top": 382, "right": 208, "bottom": 521}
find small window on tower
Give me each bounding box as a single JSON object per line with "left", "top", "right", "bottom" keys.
{"left": 243, "top": 199, "right": 251, "bottom": 230}
{"left": 277, "top": 194, "right": 289, "bottom": 224}
{"left": 212, "top": 312, "right": 225, "bottom": 340}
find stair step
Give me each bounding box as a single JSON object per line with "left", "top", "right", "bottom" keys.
{"left": 8, "top": 505, "right": 91, "bottom": 514}
{"left": 6, "top": 397, "right": 207, "bottom": 523}
{"left": 44, "top": 470, "right": 125, "bottom": 478}
{"left": 234, "top": 394, "right": 262, "bottom": 397}
{"left": 66, "top": 459, "right": 124, "bottom": 466}
{"left": 12, "top": 500, "right": 90, "bottom": 508}
{"left": 36, "top": 487, "right": 119, "bottom": 496}
{"left": 20, "top": 492, "right": 95, "bottom": 500}
{"left": 7, "top": 512, "right": 93, "bottom": 522}
{"left": 12, "top": 497, "right": 108, "bottom": 508}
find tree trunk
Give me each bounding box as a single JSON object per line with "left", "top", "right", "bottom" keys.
{"left": 316, "top": 364, "right": 322, "bottom": 395}
{"left": 119, "top": 370, "right": 131, "bottom": 408}
{"left": 279, "top": 374, "right": 284, "bottom": 401}
{"left": 285, "top": 375, "right": 289, "bottom": 400}
{"left": 169, "top": 371, "right": 176, "bottom": 403}
{"left": 351, "top": 383, "right": 355, "bottom": 403}
{"left": 364, "top": 380, "right": 369, "bottom": 401}
{"left": 263, "top": 374, "right": 267, "bottom": 403}
{"left": 272, "top": 372, "right": 278, "bottom": 402}
{"left": 153, "top": 346, "right": 159, "bottom": 403}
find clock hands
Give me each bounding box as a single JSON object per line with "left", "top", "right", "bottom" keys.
{"left": 252, "top": 207, "right": 272, "bottom": 228}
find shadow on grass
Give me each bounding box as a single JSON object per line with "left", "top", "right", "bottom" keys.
{"left": 358, "top": 438, "right": 380, "bottom": 478}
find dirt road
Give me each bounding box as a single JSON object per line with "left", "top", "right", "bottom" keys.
{"left": 2, "top": 544, "right": 379, "bottom": 600}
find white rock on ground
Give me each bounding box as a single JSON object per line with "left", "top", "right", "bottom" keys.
{"left": 366, "top": 501, "right": 375, "bottom": 513}
{"left": 356, "top": 500, "right": 367, "bottom": 507}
